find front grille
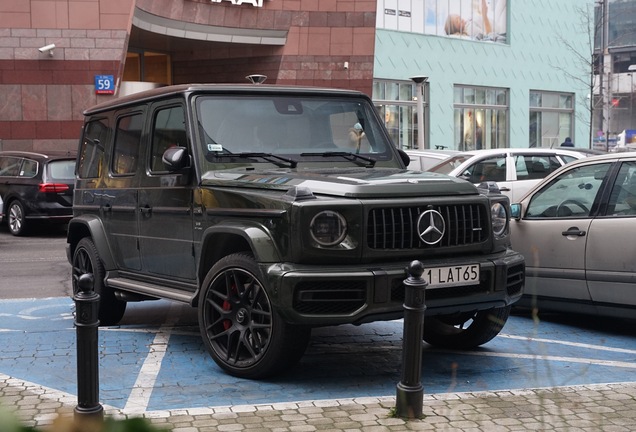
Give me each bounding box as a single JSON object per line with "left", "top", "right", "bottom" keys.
{"left": 367, "top": 204, "right": 488, "bottom": 250}
{"left": 294, "top": 280, "right": 366, "bottom": 315}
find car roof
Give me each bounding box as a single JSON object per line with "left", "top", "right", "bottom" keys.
{"left": 0, "top": 150, "right": 76, "bottom": 161}
{"left": 453, "top": 147, "right": 592, "bottom": 157}
{"left": 84, "top": 83, "right": 366, "bottom": 115}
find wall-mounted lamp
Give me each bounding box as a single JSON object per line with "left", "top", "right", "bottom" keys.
{"left": 410, "top": 76, "right": 429, "bottom": 150}
{"left": 38, "top": 43, "right": 55, "bottom": 57}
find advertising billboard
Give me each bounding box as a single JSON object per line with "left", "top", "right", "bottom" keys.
{"left": 377, "top": 0, "right": 508, "bottom": 44}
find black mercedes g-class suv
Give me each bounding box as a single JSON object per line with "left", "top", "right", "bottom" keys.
{"left": 68, "top": 82, "right": 524, "bottom": 379}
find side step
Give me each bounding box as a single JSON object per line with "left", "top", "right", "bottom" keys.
{"left": 106, "top": 277, "right": 196, "bottom": 304}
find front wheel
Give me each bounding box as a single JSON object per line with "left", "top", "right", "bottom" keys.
{"left": 72, "top": 237, "right": 127, "bottom": 326}
{"left": 198, "top": 253, "right": 310, "bottom": 379}
{"left": 423, "top": 306, "right": 511, "bottom": 349}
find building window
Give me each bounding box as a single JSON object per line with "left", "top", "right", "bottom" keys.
{"left": 529, "top": 90, "right": 574, "bottom": 148}
{"left": 372, "top": 80, "right": 428, "bottom": 150}
{"left": 453, "top": 85, "right": 508, "bottom": 150}
{"left": 124, "top": 50, "right": 172, "bottom": 85}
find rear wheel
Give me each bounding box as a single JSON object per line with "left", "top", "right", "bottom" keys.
{"left": 72, "top": 237, "right": 126, "bottom": 326}
{"left": 199, "top": 252, "right": 310, "bottom": 379}
{"left": 8, "top": 200, "right": 27, "bottom": 236}
{"left": 423, "top": 306, "right": 511, "bottom": 349}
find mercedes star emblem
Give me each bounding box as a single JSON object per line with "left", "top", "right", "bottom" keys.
{"left": 417, "top": 209, "right": 445, "bottom": 245}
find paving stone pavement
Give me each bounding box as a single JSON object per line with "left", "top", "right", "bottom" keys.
{"left": 2, "top": 375, "right": 636, "bottom": 431}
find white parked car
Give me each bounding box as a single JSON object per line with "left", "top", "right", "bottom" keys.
{"left": 405, "top": 149, "right": 458, "bottom": 171}
{"left": 428, "top": 148, "right": 596, "bottom": 202}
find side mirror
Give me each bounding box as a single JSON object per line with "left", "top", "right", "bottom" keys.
{"left": 162, "top": 147, "right": 190, "bottom": 171}
{"left": 397, "top": 148, "right": 411, "bottom": 168}
{"left": 510, "top": 203, "right": 522, "bottom": 220}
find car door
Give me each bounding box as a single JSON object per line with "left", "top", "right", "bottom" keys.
{"left": 586, "top": 160, "right": 636, "bottom": 313}
{"left": 459, "top": 154, "right": 511, "bottom": 197}
{"left": 511, "top": 153, "right": 562, "bottom": 202}
{"left": 138, "top": 101, "right": 197, "bottom": 282}
{"left": 511, "top": 161, "right": 611, "bottom": 303}
{"left": 101, "top": 110, "right": 145, "bottom": 271}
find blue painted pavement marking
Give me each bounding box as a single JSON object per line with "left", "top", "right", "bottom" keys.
{"left": 0, "top": 297, "right": 634, "bottom": 413}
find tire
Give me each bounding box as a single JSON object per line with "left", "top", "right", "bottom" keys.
{"left": 198, "top": 252, "right": 311, "bottom": 379}
{"left": 8, "top": 200, "right": 27, "bottom": 236}
{"left": 72, "top": 237, "right": 127, "bottom": 326}
{"left": 423, "top": 306, "right": 511, "bottom": 349}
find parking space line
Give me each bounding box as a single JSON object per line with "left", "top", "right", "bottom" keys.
{"left": 122, "top": 303, "right": 182, "bottom": 414}
{"left": 499, "top": 333, "right": 636, "bottom": 354}
{"left": 455, "top": 350, "right": 636, "bottom": 369}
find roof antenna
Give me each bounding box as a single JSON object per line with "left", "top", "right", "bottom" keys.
{"left": 246, "top": 74, "right": 267, "bottom": 84}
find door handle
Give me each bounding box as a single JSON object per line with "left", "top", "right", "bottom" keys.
{"left": 498, "top": 187, "right": 510, "bottom": 191}
{"left": 140, "top": 205, "right": 152, "bottom": 215}
{"left": 562, "top": 227, "right": 586, "bottom": 237}
{"left": 102, "top": 203, "right": 112, "bottom": 213}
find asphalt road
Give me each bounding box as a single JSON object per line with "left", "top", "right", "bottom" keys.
{"left": 0, "top": 224, "right": 71, "bottom": 299}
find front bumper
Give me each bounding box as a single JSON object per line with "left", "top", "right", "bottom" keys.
{"left": 264, "top": 249, "right": 525, "bottom": 326}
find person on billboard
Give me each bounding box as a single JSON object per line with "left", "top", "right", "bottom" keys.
{"left": 444, "top": 0, "right": 506, "bottom": 42}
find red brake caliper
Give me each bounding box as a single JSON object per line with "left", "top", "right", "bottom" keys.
{"left": 222, "top": 284, "right": 237, "bottom": 330}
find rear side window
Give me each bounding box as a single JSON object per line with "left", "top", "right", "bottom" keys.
{"left": 0, "top": 156, "right": 21, "bottom": 176}
{"left": 20, "top": 159, "right": 38, "bottom": 177}
{"left": 78, "top": 118, "right": 109, "bottom": 179}
{"left": 113, "top": 113, "right": 143, "bottom": 175}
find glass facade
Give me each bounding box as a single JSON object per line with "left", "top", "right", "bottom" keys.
{"left": 453, "top": 85, "right": 508, "bottom": 150}
{"left": 372, "top": 80, "right": 428, "bottom": 150}
{"left": 529, "top": 91, "right": 574, "bottom": 148}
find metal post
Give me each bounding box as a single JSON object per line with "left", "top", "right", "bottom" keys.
{"left": 395, "top": 260, "right": 427, "bottom": 418}
{"left": 410, "top": 76, "right": 428, "bottom": 150}
{"left": 74, "top": 273, "right": 104, "bottom": 423}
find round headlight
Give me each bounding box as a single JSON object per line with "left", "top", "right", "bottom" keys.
{"left": 310, "top": 211, "right": 347, "bottom": 246}
{"left": 491, "top": 202, "right": 508, "bottom": 237}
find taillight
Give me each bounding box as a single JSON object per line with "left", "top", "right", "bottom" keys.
{"left": 39, "top": 183, "right": 70, "bottom": 193}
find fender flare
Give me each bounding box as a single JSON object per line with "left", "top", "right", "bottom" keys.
{"left": 200, "top": 221, "right": 282, "bottom": 265}
{"left": 66, "top": 215, "right": 117, "bottom": 270}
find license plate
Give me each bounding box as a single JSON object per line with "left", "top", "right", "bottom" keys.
{"left": 423, "top": 264, "right": 480, "bottom": 288}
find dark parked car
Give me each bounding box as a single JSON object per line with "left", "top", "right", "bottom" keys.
{"left": 0, "top": 150, "right": 76, "bottom": 236}
{"left": 68, "top": 82, "right": 524, "bottom": 379}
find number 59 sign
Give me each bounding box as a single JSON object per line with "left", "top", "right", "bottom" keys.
{"left": 95, "top": 75, "right": 115, "bottom": 95}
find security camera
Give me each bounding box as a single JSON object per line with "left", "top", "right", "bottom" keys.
{"left": 38, "top": 44, "right": 56, "bottom": 56}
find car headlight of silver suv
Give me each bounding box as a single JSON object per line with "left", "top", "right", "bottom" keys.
{"left": 310, "top": 210, "right": 347, "bottom": 246}
{"left": 490, "top": 202, "right": 508, "bottom": 238}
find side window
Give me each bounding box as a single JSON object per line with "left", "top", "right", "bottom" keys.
{"left": 519, "top": 155, "right": 561, "bottom": 180}
{"left": 113, "top": 113, "right": 143, "bottom": 175}
{"left": 607, "top": 162, "right": 636, "bottom": 216}
{"left": 78, "top": 118, "right": 109, "bottom": 179}
{"left": 526, "top": 163, "right": 610, "bottom": 218}
{"left": 461, "top": 156, "right": 506, "bottom": 183}
{"left": 0, "top": 156, "right": 21, "bottom": 176}
{"left": 20, "top": 159, "right": 38, "bottom": 177}
{"left": 150, "top": 106, "right": 186, "bottom": 172}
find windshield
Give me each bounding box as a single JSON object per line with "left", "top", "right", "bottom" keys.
{"left": 194, "top": 95, "right": 392, "bottom": 169}
{"left": 428, "top": 155, "right": 472, "bottom": 174}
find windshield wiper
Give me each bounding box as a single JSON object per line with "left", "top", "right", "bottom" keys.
{"left": 211, "top": 152, "right": 297, "bottom": 168}
{"left": 300, "top": 151, "right": 376, "bottom": 168}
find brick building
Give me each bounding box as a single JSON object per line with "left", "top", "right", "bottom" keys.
{"left": 0, "top": 0, "right": 376, "bottom": 152}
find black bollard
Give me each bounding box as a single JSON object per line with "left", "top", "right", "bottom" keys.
{"left": 74, "top": 273, "right": 104, "bottom": 423}
{"left": 395, "top": 260, "right": 427, "bottom": 418}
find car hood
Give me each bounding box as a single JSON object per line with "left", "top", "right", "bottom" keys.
{"left": 200, "top": 167, "right": 478, "bottom": 198}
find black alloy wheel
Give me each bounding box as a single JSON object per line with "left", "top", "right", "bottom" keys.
{"left": 72, "top": 237, "right": 126, "bottom": 325}
{"left": 199, "top": 253, "right": 310, "bottom": 379}
{"left": 423, "top": 305, "right": 511, "bottom": 349}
